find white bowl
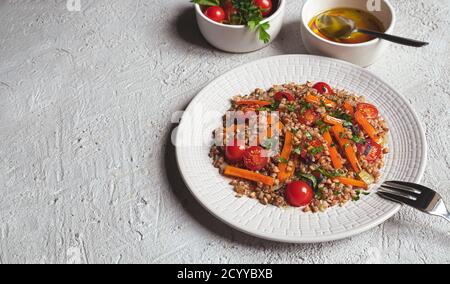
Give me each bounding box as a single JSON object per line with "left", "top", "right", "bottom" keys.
{"left": 301, "top": 0, "right": 396, "bottom": 67}
{"left": 195, "top": 0, "right": 286, "bottom": 53}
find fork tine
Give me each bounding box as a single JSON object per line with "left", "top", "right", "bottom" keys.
{"left": 377, "top": 192, "right": 404, "bottom": 204}
{"left": 381, "top": 182, "right": 422, "bottom": 195}
{"left": 377, "top": 189, "right": 419, "bottom": 207}
{"left": 384, "top": 181, "right": 424, "bottom": 194}
{"left": 379, "top": 187, "right": 418, "bottom": 200}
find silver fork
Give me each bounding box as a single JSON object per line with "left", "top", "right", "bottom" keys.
{"left": 378, "top": 181, "right": 450, "bottom": 222}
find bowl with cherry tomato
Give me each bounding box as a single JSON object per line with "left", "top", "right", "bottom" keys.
{"left": 192, "top": 0, "right": 286, "bottom": 53}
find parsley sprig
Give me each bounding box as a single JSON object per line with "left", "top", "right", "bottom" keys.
{"left": 231, "top": 0, "right": 272, "bottom": 43}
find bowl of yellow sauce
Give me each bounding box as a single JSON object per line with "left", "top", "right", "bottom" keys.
{"left": 301, "top": 0, "right": 395, "bottom": 67}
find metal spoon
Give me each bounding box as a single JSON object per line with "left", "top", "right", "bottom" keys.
{"left": 316, "top": 14, "right": 429, "bottom": 47}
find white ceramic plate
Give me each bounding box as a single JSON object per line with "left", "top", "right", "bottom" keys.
{"left": 175, "top": 55, "right": 427, "bottom": 243}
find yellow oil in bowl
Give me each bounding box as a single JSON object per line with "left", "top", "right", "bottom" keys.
{"left": 309, "top": 8, "right": 385, "bottom": 44}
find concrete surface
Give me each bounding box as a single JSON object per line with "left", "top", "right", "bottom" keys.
{"left": 0, "top": 0, "right": 449, "bottom": 264}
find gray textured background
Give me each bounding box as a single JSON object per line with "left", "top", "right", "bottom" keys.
{"left": 0, "top": 0, "right": 449, "bottom": 264}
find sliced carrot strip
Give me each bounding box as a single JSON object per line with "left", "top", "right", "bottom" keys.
{"left": 224, "top": 166, "right": 275, "bottom": 186}
{"left": 278, "top": 131, "right": 295, "bottom": 182}
{"left": 355, "top": 111, "right": 380, "bottom": 141}
{"left": 305, "top": 93, "right": 337, "bottom": 108}
{"left": 323, "top": 115, "right": 344, "bottom": 126}
{"left": 343, "top": 101, "right": 355, "bottom": 118}
{"left": 234, "top": 100, "right": 272, "bottom": 106}
{"left": 331, "top": 125, "right": 361, "bottom": 173}
{"left": 336, "top": 177, "right": 368, "bottom": 189}
{"left": 323, "top": 131, "right": 343, "bottom": 169}
{"left": 267, "top": 122, "right": 284, "bottom": 137}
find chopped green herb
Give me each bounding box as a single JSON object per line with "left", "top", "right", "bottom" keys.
{"left": 318, "top": 168, "right": 344, "bottom": 178}
{"left": 298, "top": 173, "right": 318, "bottom": 190}
{"left": 352, "top": 135, "right": 366, "bottom": 144}
{"left": 309, "top": 146, "right": 324, "bottom": 155}
{"left": 330, "top": 109, "right": 352, "bottom": 122}
{"left": 319, "top": 125, "right": 331, "bottom": 134}
{"left": 262, "top": 138, "right": 277, "bottom": 150}
{"left": 293, "top": 147, "right": 302, "bottom": 155}
{"left": 362, "top": 192, "right": 370, "bottom": 196}
{"left": 258, "top": 107, "right": 270, "bottom": 111}
{"left": 330, "top": 143, "right": 336, "bottom": 147}
{"left": 300, "top": 101, "right": 312, "bottom": 114}
{"left": 279, "top": 157, "right": 288, "bottom": 164}
{"left": 269, "top": 101, "right": 280, "bottom": 111}
{"left": 305, "top": 132, "right": 313, "bottom": 141}
{"left": 352, "top": 196, "right": 360, "bottom": 202}
{"left": 342, "top": 121, "right": 353, "bottom": 128}
{"left": 315, "top": 120, "right": 325, "bottom": 127}
{"left": 286, "top": 103, "right": 296, "bottom": 112}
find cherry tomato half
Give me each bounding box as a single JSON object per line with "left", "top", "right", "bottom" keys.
{"left": 285, "top": 181, "right": 314, "bottom": 207}
{"left": 274, "top": 91, "right": 295, "bottom": 102}
{"left": 357, "top": 139, "right": 382, "bottom": 163}
{"left": 225, "top": 140, "right": 246, "bottom": 163}
{"left": 205, "top": 6, "right": 226, "bottom": 23}
{"left": 357, "top": 103, "right": 379, "bottom": 119}
{"left": 312, "top": 82, "right": 333, "bottom": 94}
{"left": 298, "top": 109, "right": 321, "bottom": 126}
{"left": 254, "top": 0, "right": 273, "bottom": 17}
{"left": 243, "top": 146, "right": 269, "bottom": 171}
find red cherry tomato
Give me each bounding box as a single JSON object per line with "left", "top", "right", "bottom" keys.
{"left": 205, "top": 6, "right": 226, "bottom": 23}
{"left": 298, "top": 109, "right": 321, "bottom": 126}
{"left": 285, "top": 181, "right": 314, "bottom": 207}
{"left": 243, "top": 146, "right": 269, "bottom": 171}
{"left": 357, "top": 103, "right": 379, "bottom": 119}
{"left": 312, "top": 82, "right": 333, "bottom": 94}
{"left": 357, "top": 139, "right": 382, "bottom": 163}
{"left": 254, "top": 0, "right": 273, "bottom": 17}
{"left": 225, "top": 140, "right": 246, "bottom": 163}
{"left": 274, "top": 91, "right": 295, "bottom": 102}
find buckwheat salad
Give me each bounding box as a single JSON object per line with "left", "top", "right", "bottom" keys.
{"left": 209, "top": 82, "right": 389, "bottom": 213}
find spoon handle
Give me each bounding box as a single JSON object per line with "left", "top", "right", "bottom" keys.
{"left": 357, "top": 28, "right": 429, "bottom": 47}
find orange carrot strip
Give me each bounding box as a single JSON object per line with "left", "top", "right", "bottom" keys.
{"left": 323, "top": 131, "right": 344, "bottom": 169}
{"left": 278, "top": 131, "right": 295, "bottom": 182}
{"left": 331, "top": 125, "right": 361, "bottom": 173}
{"left": 234, "top": 100, "right": 272, "bottom": 106}
{"left": 355, "top": 111, "right": 379, "bottom": 141}
{"left": 305, "top": 93, "right": 337, "bottom": 108}
{"left": 336, "top": 177, "right": 368, "bottom": 189}
{"left": 224, "top": 166, "right": 275, "bottom": 186}
{"left": 343, "top": 101, "right": 355, "bottom": 118}
{"left": 267, "top": 122, "right": 284, "bottom": 137}
{"left": 323, "top": 115, "right": 344, "bottom": 126}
